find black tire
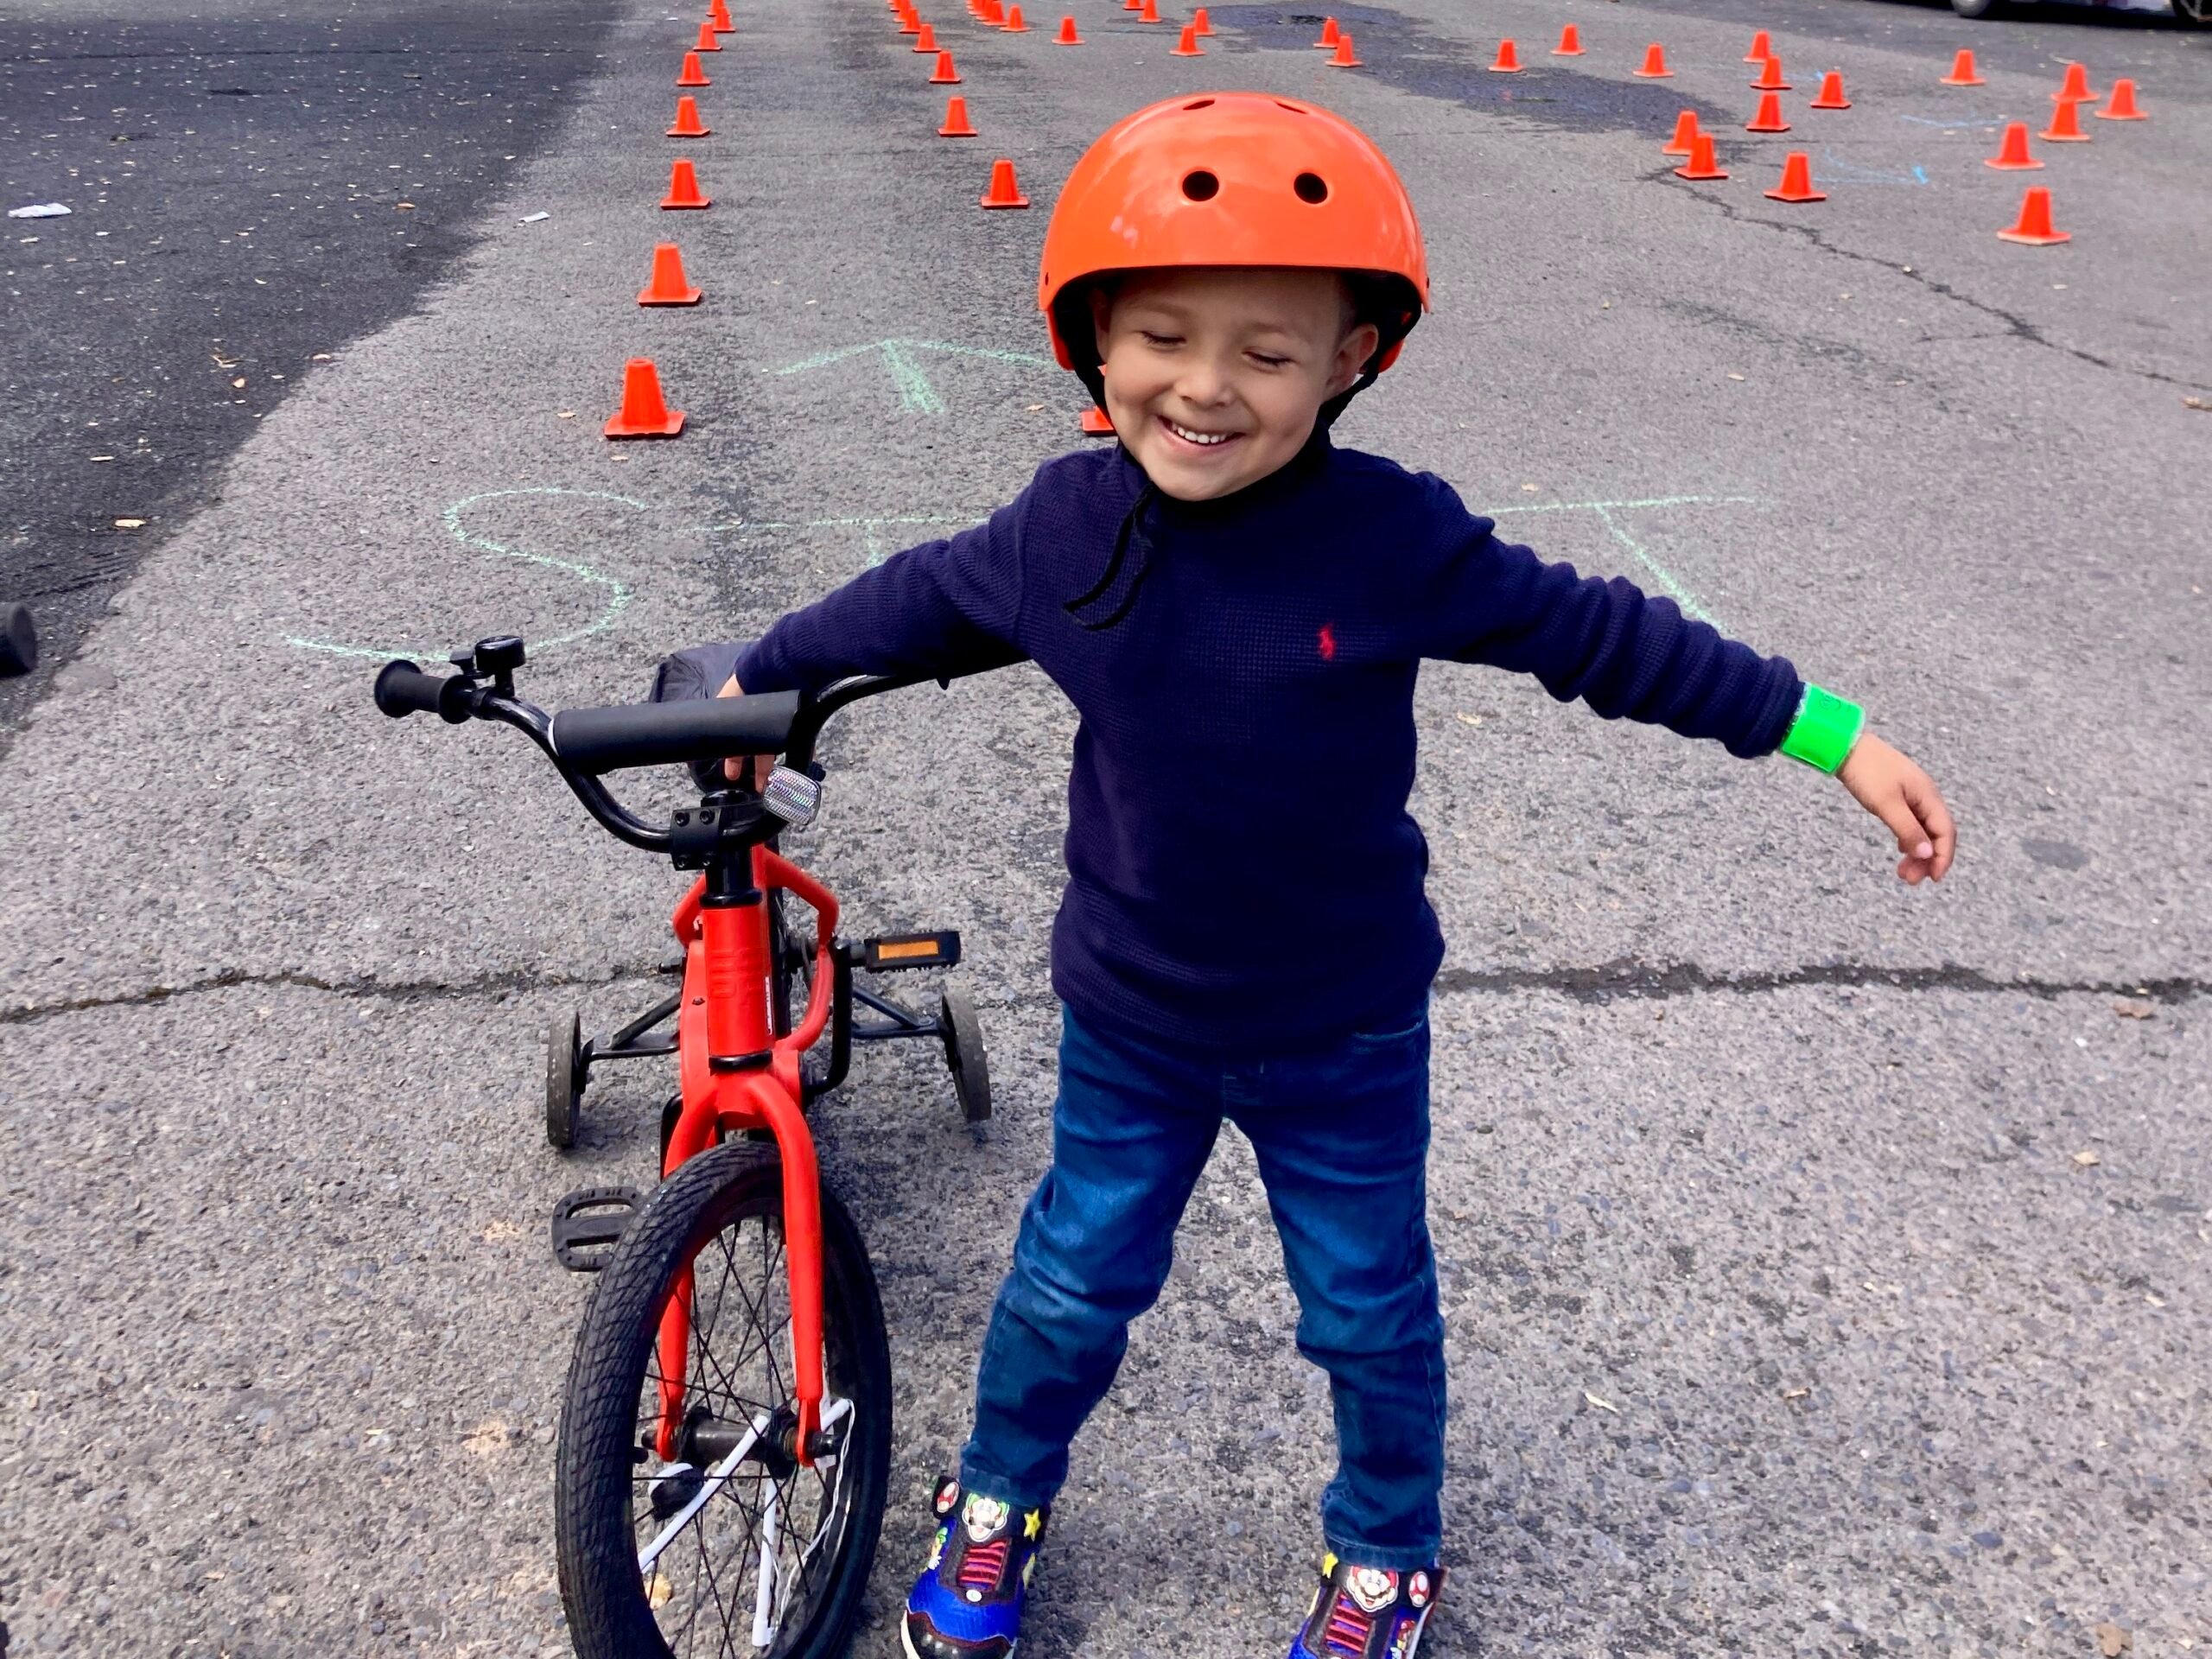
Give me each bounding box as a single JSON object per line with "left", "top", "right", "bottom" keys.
{"left": 1950, "top": 0, "right": 2000, "bottom": 16}
{"left": 938, "top": 984, "right": 991, "bottom": 1124}
{"left": 0, "top": 604, "right": 35, "bottom": 677}
{"left": 555, "top": 1141, "right": 892, "bottom": 1659}
{"left": 547, "top": 1010, "right": 584, "bottom": 1149}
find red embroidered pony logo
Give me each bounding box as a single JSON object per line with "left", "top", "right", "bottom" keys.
{"left": 1317, "top": 622, "right": 1338, "bottom": 662}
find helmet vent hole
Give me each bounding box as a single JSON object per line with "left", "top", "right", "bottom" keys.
{"left": 1183, "top": 97, "right": 1215, "bottom": 111}
{"left": 1294, "top": 171, "right": 1329, "bottom": 205}
{"left": 1181, "top": 168, "right": 1221, "bottom": 201}
{"left": 1275, "top": 99, "right": 1308, "bottom": 114}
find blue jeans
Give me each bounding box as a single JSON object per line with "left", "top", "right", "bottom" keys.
{"left": 958, "top": 996, "right": 1445, "bottom": 1569}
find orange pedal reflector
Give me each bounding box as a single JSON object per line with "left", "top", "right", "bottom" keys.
{"left": 1663, "top": 110, "right": 1700, "bottom": 157}
{"left": 1003, "top": 4, "right": 1031, "bottom": 29}
{"left": 677, "top": 51, "right": 710, "bottom": 86}
{"left": 1764, "top": 152, "right": 1825, "bottom": 202}
{"left": 1745, "top": 29, "right": 1770, "bottom": 62}
{"left": 938, "top": 94, "right": 977, "bottom": 136}
{"left": 604, "top": 358, "right": 684, "bottom": 438}
{"left": 931, "top": 49, "right": 961, "bottom": 83}
{"left": 1489, "top": 38, "right": 1522, "bottom": 72}
{"left": 2039, "top": 98, "right": 2089, "bottom": 143}
{"left": 1192, "top": 7, "right": 1213, "bottom": 35}
{"left": 1171, "top": 22, "right": 1202, "bottom": 54}
{"left": 1674, "top": 132, "right": 1726, "bottom": 181}
{"left": 1314, "top": 16, "right": 1338, "bottom": 48}
{"left": 1810, "top": 71, "right": 1849, "bottom": 110}
{"left": 638, "top": 242, "right": 702, "bottom": 306}
{"left": 709, "top": 0, "right": 734, "bottom": 32}
{"left": 668, "top": 95, "right": 709, "bottom": 137}
{"left": 1054, "top": 13, "right": 1081, "bottom": 41}
{"left": 2095, "top": 78, "right": 2146, "bottom": 120}
{"left": 1746, "top": 92, "right": 1789, "bottom": 133}
{"left": 1080, "top": 405, "right": 1115, "bottom": 435}
{"left": 1940, "top": 48, "right": 1982, "bottom": 87}
{"left": 1985, "top": 121, "right": 2042, "bottom": 169}
{"left": 912, "top": 22, "right": 937, "bottom": 50}
{"left": 693, "top": 20, "right": 720, "bottom": 51}
{"left": 661, "top": 157, "right": 710, "bottom": 209}
{"left": 1751, "top": 56, "right": 1789, "bottom": 92}
{"left": 1554, "top": 24, "right": 1582, "bottom": 56}
{"left": 981, "top": 157, "right": 1030, "bottom": 208}
{"left": 2054, "top": 61, "right": 2094, "bottom": 104}
{"left": 1997, "top": 185, "right": 2069, "bottom": 246}
{"left": 1328, "top": 30, "right": 1360, "bottom": 67}
{"left": 1632, "top": 43, "right": 1672, "bottom": 79}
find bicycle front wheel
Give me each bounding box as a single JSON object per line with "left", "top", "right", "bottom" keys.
{"left": 555, "top": 1141, "right": 892, "bottom": 1659}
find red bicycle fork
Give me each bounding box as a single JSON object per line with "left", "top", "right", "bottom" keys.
{"left": 653, "top": 845, "right": 840, "bottom": 1466}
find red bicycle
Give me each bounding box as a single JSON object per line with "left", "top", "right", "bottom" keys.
{"left": 374, "top": 634, "right": 986, "bottom": 1659}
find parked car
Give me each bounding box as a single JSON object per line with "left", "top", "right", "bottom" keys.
{"left": 1951, "top": 0, "right": 2208, "bottom": 22}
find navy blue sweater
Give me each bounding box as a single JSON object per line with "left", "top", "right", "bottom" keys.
{"left": 735, "top": 435, "right": 1802, "bottom": 1054}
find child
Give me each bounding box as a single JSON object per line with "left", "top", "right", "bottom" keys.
{"left": 715, "top": 94, "right": 1955, "bottom": 1659}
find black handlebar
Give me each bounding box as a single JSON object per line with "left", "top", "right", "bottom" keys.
{"left": 550, "top": 690, "right": 804, "bottom": 775}
{"left": 373, "top": 659, "right": 467, "bottom": 722}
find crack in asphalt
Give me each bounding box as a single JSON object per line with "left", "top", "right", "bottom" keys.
{"left": 3, "top": 957, "right": 2202, "bottom": 1029}
{"left": 1660, "top": 169, "right": 2212, "bottom": 396}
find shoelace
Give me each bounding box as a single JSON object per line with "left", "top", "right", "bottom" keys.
{"left": 1321, "top": 1594, "right": 1374, "bottom": 1657}
{"left": 956, "top": 1538, "right": 1011, "bottom": 1592}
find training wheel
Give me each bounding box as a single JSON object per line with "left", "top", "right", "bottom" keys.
{"left": 545, "top": 1009, "right": 586, "bottom": 1148}
{"left": 938, "top": 983, "right": 991, "bottom": 1125}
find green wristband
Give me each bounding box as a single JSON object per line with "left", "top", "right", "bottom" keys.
{"left": 1780, "top": 683, "right": 1865, "bottom": 774}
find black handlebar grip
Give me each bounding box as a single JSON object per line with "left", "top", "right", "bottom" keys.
{"left": 374, "top": 659, "right": 463, "bottom": 721}
{"left": 550, "top": 690, "right": 804, "bottom": 774}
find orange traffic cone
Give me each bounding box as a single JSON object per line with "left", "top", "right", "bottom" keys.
{"left": 1172, "top": 22, "right": 1203, "bottom": 54}
{"left": 1633, "top": 42, "right": 1672, "bottom": 79}
{"left": 604, "top": 358, "right": 683, "bottom": 438}
{"left": 1940, "top": 48, "right": 1982, "bottom": 87}
{"left": 1674, "top": 132, "right": 1726, "bottom": 181}
{"left": 1003, "top": 4, "right": 1031, "bottom": 29}
{"left": 709, "top": 0, "right": 734, "bottom": 31}
{"left": 938, "top": 95, "right": 977, "bottom": 135}
{"left": 1138, "top": 0, "right": 1160, "bottom": 22}
{"left": 912, "top": 22, "right": 937, "bottom": 50}
{"left": 1751, "top": 56, "right": 1789, "bottom": 92}
{"left": 1080, "top": 405, "right": 1116, "bottom": 435}
{"left": 638, "top": 242, "right": 702, "bottom": 306}
{"left": 931, "top": 49, "right": 961, "bottom": 83}
{"left": 981, "top": 157, "right": 1030, "bottom": 208}
{"left": 1746, "top": 92, "right": 1789, "bottom": 133}
{"left": 2039, "top": 97, "right": 2089, "bottom": 142}
{"left": 1663, "top": 109, "right": 1701, "bottom": 157}
{"left": 1745, "top": 29, "right": 1770, "bottom": 62}
{"left": 1122, "top": 0, "right": 1140, "bottom": 10}
{"left": 661, "top": 157, "right": 710, "bottom": 208}
{"left": 2054, "top": 61, "right": 2094, "bottom": 103}
{"left": 1054, "top": 13, "right": 1081, "bottom": 42}
{"left": 1810, "top": 71, "right": 1849, "bottom": 110}
{"left": 898, "top": 6, "right": 920, "bottom": 33}
{"left": 1329, "top": 30, "right": 1360, "bottom": 67}
{"left": 1986, "top": 123, "right": 2040, "bottom": 168}
{"left": 1489, "top": 38, "right": 1522, "bottom": 72}
{"left": 693, "top": 20, "right": 720, "bottom": 51}
{"left": 1997, "top": 185, "right": 2069, "bottom": 246}
{"left": 677, "top": 51, "right": 710, "bottom": 86}
{"left": 1764, "top": 152, "right": 1825, "bottom": 202}
{"left": 1192, "top": 7, "right": 1213, "bottom": 35}
{"left": 1553, "top": 23, "right": 1582, "bottom": 55}
{"left": 2096, "top": 78, "right": 2146, "bottom": 120}
{"left": 668, "top": 95, "right": 709, "bottom": 137}
{"left": 1314, "top": 16, "right": 1338, "bottom": 48}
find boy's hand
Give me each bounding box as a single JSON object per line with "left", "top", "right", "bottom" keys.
{"left": 1837, "top": 734, "right": 1956, "bottom": 886}
{"left": 715, "top": 672, "right": 771, "bottom": 787}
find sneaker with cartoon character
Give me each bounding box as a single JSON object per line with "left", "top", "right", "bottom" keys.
{"left": 901, "top": 1476, "right": 1048, "bottom": 1659}
{"left": 1287, "top": 1553, "right": 1445, "bottom": 1659}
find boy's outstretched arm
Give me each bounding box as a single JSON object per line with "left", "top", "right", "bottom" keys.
{"left": 1420, "top": 490, "right": 1955, "bottom": 885}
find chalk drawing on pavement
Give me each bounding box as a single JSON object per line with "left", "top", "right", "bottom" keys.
{"left": 1486, "top": 494, "right": 1752, "bottom": 627}
{"left": 767, "top": 338, "right": 1053, "bottom": 414}
{"left": 1815, "top": 149, "right": 1930, "bottom": 188}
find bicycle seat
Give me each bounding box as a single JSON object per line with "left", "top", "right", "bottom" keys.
{"left": 550, "top": 690, "right": 802, "bottom": 774}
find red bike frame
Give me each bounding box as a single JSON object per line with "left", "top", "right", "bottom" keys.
{"left": 652, "top": 845, "right": 840, "bottom": 1466}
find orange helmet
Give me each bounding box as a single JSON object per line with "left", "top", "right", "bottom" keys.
{"left": 1039, "top": 92, "right": 1429, "bottom": 411}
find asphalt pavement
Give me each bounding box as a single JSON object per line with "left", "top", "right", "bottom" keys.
{"left": 0, "top": 0, "right": 2207, "bottom": 1655}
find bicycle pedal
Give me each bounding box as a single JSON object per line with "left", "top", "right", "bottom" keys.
{"left": 855, "top": 930, "right": 961, "bottom": 972}
{"left": 550, "top": 1185, "right": 645, "bottom": 1273}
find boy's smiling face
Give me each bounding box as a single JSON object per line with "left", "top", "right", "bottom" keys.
{"left": 1090, "top": 266, "right": 1381, "bottom": 503}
